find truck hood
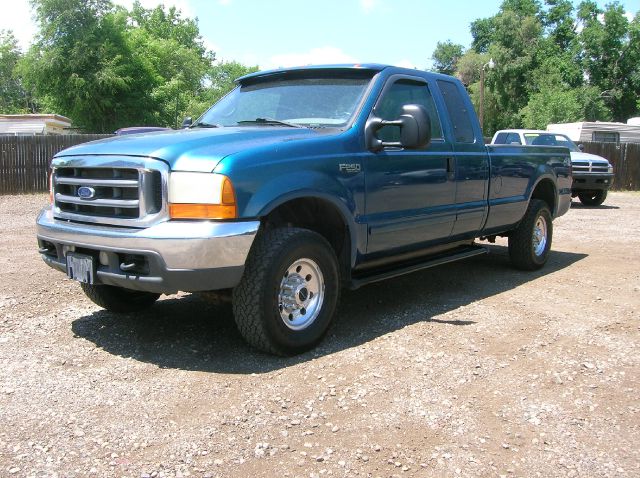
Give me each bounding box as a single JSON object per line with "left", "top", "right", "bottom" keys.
{"left": 570, "top": 151, "right": 610, "bottom": 165}
{"left": 55, "top": 127, "right": 321, "bottom": 171}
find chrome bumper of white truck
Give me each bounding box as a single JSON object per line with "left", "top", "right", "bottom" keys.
{"left": 36, "top": 207, "right": 259, "bottom": 294}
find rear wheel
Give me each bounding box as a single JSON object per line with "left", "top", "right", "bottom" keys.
{"left": 578, "top": 190, "right": 607, "bottom": 206}
{"left": 232, "top": 227, "right": 340, "bottom": 356}
{"left": 508, "top": 199, "right": 553, "bottom": 271}
{"left": 80, "top": 283, "right": 160, "bottom": 313}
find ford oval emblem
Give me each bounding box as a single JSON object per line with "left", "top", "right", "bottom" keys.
{"left": 77, "top": 186, "right": 96, "bottom": 199}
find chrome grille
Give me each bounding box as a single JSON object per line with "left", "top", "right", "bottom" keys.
{"left": 51, "top": 157, "right": 168, "bottom": 227}
{"left": 571, "top": 160, "right": 610, "bottom": 173}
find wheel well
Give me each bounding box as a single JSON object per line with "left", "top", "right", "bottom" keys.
{"left": 262, "top": 198, "right": 351, "bottom": 278}
{"left": 531, "top": 179, "right": 556, "bottom": 215}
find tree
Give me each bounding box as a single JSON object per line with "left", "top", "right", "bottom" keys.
{"left": 126, "top": 2, "right": 213, "bottom": 128}
{"left": 578, "top": 2, "right": 639, "bottom": 121}
{"left": 431, "top": 40, "right": 464, "bottom": 76}
{"left": 459, "top": 0, "right": 639, "bottom": 134}
{"left": 0, "top": 30, "right": 28, "bottom": 113}
{"left": 20, "top": 0, "right": 144, "bottom": 132}
{"left": 19, "top": 0, "right": 217, "bottom": 132}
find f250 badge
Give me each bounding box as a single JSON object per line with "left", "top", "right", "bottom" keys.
{"left": 339, "top": 163, "right": 361, "bottom": 174}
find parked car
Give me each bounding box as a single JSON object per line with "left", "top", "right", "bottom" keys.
{"left": 491, "top": 129, "right": 614, "bottom": 206}
{"left": 37, "top": 65, "right": 571, "bottom": 355}
{"left": 115, "top": 126, "right": 172, "bottom": 135}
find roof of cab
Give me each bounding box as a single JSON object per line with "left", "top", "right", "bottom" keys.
{"left": 236, "top": 63, "right": 390, "bottom": 83}
{"left": 235, "top": 64, "right": 466, "bottom": 86}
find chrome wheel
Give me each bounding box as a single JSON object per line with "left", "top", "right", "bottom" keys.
{"left": 278, "top": 258, "right": 325, "bottom": 331}
{"left": 532, "top": 215, "right": 548, "bottom": 257}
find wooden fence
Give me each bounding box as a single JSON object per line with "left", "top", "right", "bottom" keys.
{"left": 0, "top": 135, "right": 112, "bottom": 194}
{"left": 1, "top": 135, "right": 639, "bottom": 194}
{"left": 580, "top": 142, "right": 640, "bottom": 191}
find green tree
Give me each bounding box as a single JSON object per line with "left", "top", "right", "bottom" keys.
{"left": 19, "top": 0, "right": 218, "bottom": 132}
{"left": 20, "top": 0, "right": 144, "bottom": 132}
{"left": 126, "top": 2, "right": 213, "bottom": 128}
{"left": 0, "top": 30, "right": 28, "bottom": 113}
{"left": 431, "top": 40, "right": 464, "bottom": 76}
{"left": 578, "top": 1, "right": 639, "bottom": 121}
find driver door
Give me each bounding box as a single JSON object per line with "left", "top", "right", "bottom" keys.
{"left": 364, "top": 76, "right": 456, "bottom": 254}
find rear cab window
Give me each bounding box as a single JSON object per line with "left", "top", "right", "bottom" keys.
{"left": 436, "top": 80, "right": 475, "bottom": 143}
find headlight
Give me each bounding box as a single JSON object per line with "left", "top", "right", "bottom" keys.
{"left": 168, "top": 172, "right": 237, "bottom": 219}
{"left": 49, "top": 169, "right": 55, "bottom": 204}
{"left": 607, "top": 165, "right": 613, "bottom": 174}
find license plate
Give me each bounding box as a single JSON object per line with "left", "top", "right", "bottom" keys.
{"left": 66, "top": 252, "right": 95, "bottom": 284}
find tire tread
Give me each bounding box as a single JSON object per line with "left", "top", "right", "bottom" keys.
{"left": 508, "top": 199, "right": 552, "bottom": 271}
{"left": 233, "top": 227, "right": 336, "bottom": 355}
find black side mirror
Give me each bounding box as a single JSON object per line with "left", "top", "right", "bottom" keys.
{"left": 181, "top": 117, "right": 193, "bottom": 129}
{"left": 578, "top": 143, "right": 584, "bottom": 151}
{"left": 366, "top": 104, "right": 432, "bottom": 152}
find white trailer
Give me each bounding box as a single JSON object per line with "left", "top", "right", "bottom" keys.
{"left": 546, "top": 121, "right": 640, "bottom": 144}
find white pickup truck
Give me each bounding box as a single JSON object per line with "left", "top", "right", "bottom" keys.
{"left": 492, "top": 129, "right": 614, "bottom": 206}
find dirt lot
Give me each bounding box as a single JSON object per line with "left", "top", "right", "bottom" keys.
{"left": 1, "top": 192, "right": 638, "bottom": 478}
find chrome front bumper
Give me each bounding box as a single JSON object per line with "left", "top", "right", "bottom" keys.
{"left": 36, "top": 207, "right": 260, "bottom": 293}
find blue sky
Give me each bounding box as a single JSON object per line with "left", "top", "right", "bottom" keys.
{"left": 3, "top": 0, "right": 639, "bottom": 69}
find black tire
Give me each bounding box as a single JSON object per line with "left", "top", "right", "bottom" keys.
{"left": 508, "top": 199, "right": 553, "bottom": 271}
{"left": 80, "top": 283, "right": 160, "bottom": 313}
{"left": 578, "top": 190, "right": 607, "bottom": 206}
{"left": 232, "top": 227, "right": 340, "bottom": 356}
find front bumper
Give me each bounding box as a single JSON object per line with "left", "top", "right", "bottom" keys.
{"left": 571, "top": 173, "right": 614, "bottom": 192}
{"left": 36, "top": 207, "right": 259, "bottom": 294}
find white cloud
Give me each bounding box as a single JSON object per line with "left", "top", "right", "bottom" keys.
{"left": 265, "top": 46, "right": 358, "bottom": 70}
{"left": 0, "top": 0, "right": 37, "bottom": 51}
{"left": 360, "top": 0, "right": 378, "bottom": 14}
{"left": 218, "top": 0, "right": 232, "bottom": 5}
{"left": 394, "top": 59, "right": 417, "bottom": 69}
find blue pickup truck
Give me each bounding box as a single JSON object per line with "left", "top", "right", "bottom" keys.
{"left": 37, "top": 64, "right": 571, "bottom": 355}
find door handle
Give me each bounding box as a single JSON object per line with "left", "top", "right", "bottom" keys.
{"left": 446, "top": 157, "right": 455, "bottom": 180}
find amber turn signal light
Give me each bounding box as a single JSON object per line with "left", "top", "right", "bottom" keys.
{"left": 169, "top": 203, "right": 237, "bottom": 219}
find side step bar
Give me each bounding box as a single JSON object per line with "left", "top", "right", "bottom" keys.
{"left": 349, "top": 245, "right": 488, "bottom": 290}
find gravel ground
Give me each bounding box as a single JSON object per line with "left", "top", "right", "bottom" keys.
{"left": 0, "top": 192, "right": 638, "bottom": 478}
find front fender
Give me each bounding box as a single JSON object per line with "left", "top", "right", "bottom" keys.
{"left": 242, "top": 170, "right": 364, "bottom": 266}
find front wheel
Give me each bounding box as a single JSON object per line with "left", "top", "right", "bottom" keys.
{"left": 232, "top": 227, "right": 340, "bottom": 356}
{"left": 508, "top": 199, "right": 553, "bottom": 271}
{"left": 578, "top": 190, "right": 607, "bottom": 206}
{"left": 80, "top": 283, "right": 160, "bottom": 312}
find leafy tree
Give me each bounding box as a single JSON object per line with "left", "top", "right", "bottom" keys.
{"left": 578, "top": 2, "right": 639, "bottom": 121}
{"left": 0, "top": 30, "right": 28, "bottom": 113}
{"left": 448, "top": 0, "right": 639, "bottom": 134}
{"left": 126, "top": 2, "right": 213, "bottom": 128}
{"left": 482, "top": 10, "right": 544, "bottom": 129}
{"left": 19, "top": 0, "right": 218, "bottom": 132}
{"left": 431, "top": 40, "right": 464, "bottom": 76}
{"left": 20, "top": 0, "right": 144, "bottom": 132}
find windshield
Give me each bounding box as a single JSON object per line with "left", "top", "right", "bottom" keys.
{"left": 523, "top": 133, "right": 579, "bottom": 152}
{"left": 196, "top": 73, "right": 373, "bottom": 128}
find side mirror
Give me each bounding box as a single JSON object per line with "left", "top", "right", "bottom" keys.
{"left": 578, "top": 143, "right": 584, "bottom": 151}
{"left": 366, "top": 104, "right": 432, "bottom": 152}
{"left": 181, "top": 117, "right": 193, "bottom": 129}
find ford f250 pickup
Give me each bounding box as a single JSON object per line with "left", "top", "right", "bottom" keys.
{"left": 37, "top": 64, "right": 572, "bottom": 355}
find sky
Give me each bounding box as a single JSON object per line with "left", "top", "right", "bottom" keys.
{"left": 1, "top": 0, "right": 639, "bottom": 70}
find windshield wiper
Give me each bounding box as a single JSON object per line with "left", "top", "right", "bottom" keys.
{"left": 191, "top": 121, "right": 222, "bottom": 128}
{"left": 236, "top": 117, "right": 304, "bottom": 128}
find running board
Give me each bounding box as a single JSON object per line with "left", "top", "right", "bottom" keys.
{"left": 349, "top": 245, "right": 488, "bottom": 290}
